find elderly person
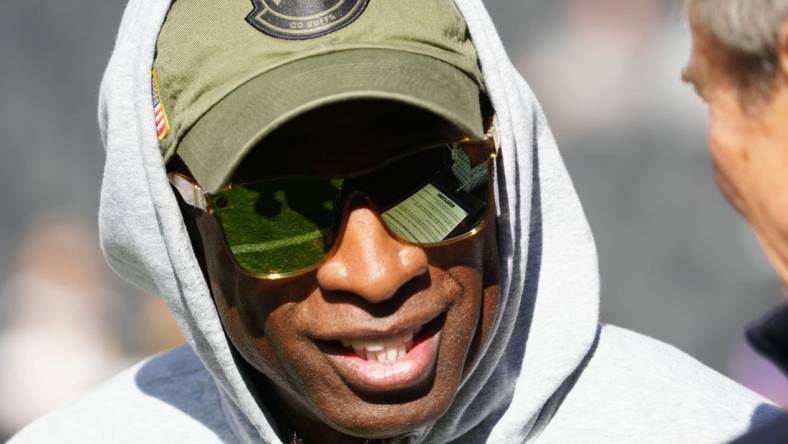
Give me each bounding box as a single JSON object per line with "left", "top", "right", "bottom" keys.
{"left": 682, "top": 0, "right": 788, "bottom": 441}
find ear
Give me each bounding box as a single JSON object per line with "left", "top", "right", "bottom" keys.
{"left": 780, "top": 19, "right": 788, "bottom": 77}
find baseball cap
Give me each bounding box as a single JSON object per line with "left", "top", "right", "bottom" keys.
{"left": 153, "top": 0, "right": 485, "bottom": 193}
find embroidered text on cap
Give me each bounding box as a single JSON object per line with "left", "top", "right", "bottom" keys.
{"left": 246, "top": 0, "right": 369, "bottom": 40}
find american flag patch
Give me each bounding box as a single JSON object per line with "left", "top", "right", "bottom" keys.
{"left": 151, "top": 69, "right": 170, "bottom": 140}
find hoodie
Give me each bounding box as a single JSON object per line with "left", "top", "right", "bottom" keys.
{"left": 9, "top": 0, "right": 782, "bottom": 442}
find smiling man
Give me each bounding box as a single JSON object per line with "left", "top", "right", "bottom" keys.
{"left": 7, "top": 0, "right": 783, "bottom": 443}
{"left": 158, "top": 2, "right": 500, "bottom": 439}
{"left": 167, "top": 99, "right": 500, "bottom": 441}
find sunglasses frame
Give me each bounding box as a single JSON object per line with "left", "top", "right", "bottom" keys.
{"left": 170, "top": 126, "right": 498, "bottom": 280}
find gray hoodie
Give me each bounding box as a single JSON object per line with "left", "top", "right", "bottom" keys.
{"left": 8, "top": 0, "right": 782, "bottom": 443}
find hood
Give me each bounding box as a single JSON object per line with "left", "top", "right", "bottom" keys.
{"left": 97, "top": 0, "right": 600, "bottom": 442}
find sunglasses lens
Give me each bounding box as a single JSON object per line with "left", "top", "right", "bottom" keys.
{"left": 348, "top": 144, "right": 490, "bottom": 244}
{"left": 210, "top": 179, "right": 343, "bottom": 275}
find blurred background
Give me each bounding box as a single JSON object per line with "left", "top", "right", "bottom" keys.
{"left": 1, "top": 0, "right": 786, "bottom": 439}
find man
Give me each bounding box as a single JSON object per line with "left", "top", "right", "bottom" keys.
{"left": 8, "top": 0, "right": 780, "bottom": 442}
{"left": 682, "top": 0, "right": 788, "bottom": 441}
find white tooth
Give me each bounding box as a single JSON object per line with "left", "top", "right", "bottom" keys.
{"left": 353, "top": 346, "right": 365, "bottom": 358}
{"left": 386, "top": 346, "right": 398, "bottom": 362}
{"left": 405, "top": 339, "right": 414, "bottom": 351}
{"left": 401, "top": 331, "right": 414, "bottom": 343}
{"left": 397, "top": 344, "right": 406, "bottom": 360}
{"left": 376, "top": 350, "right": 387, "bottom": 363}
{"left": 365, "top": 340, "right": 385, "bottom": 352}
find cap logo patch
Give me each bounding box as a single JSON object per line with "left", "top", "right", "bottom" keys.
{"left": 246, "top": 0, "right": 369, "bottom": 40}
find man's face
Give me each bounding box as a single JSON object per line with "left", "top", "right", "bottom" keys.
{"left": 683, "top": 16, "right": 788, "bottom": 286}
{"left": 193, "top": 110, "right": 501, "bottom": 440}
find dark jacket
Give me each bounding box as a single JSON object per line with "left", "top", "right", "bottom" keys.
{"left": 731, "top": 305, "right": 788, "bottom": 443}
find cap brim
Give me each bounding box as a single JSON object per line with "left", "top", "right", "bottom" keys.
{"left": 177, "top": 48, "right": 483, "bottom": 193}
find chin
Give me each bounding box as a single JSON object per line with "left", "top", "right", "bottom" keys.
{"left": 311, "top": 383, "right": 455, "bottom": 440}
{"left": 278, "top": 302, "right": 479, "bottom": 441}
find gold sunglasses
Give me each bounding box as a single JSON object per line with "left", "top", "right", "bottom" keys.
{"left": 170, "top": 129, "right": 497, "bottom": 279}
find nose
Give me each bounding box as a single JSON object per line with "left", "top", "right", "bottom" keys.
{"left": 316, "top": 203, "right": 428, "bottom": 304}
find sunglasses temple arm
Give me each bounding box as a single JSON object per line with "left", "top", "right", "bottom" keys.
{"left": 168, "top": 173, "right": 208, "bottom": 210}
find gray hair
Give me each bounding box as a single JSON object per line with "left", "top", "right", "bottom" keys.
{"left": 688, "top": 0, "right": 788, "bottom": 97}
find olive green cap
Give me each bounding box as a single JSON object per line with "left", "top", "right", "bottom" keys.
{"left": 154, "top": 0, "right": 484, "bottom": 193}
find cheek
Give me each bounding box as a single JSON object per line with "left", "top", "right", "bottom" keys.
{"left": 215, "top": 288, "right": 302, "bottom": 390}
{"left": 261, "top": 309, "right": 334, "bottom": 402}
{"left": 706, "top": 102, "right": 788, "bottom": 245}
{"left": 432, "top": 225, "right": 500, "bottom": 370}
{"left": 469, "top": 225, "right": 500, "bottom": 367}
{"left": 707, "top": 107, "right": 753, "bottom": 212}
{"left": 708, "top": 107, "right": 743, "bottom": 170}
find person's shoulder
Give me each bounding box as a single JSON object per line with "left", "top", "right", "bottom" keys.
{"left": 731, "top": 411, "right": 788, "bottom": 443}
{"left": 597, "top": 325, "right": 778, "bottom": 393}
{"left": 8, "top": 344, "right": 234, "bottom": 443}
{"left": 592, "top": 325, "right": 774, "bottom": 401}
{"left": 538, "top": 324, "right": 783, "bottom": 443}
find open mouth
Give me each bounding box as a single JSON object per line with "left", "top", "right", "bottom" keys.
{"left": 316, "top": 313, "right": 446, "bottom": 391}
